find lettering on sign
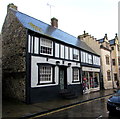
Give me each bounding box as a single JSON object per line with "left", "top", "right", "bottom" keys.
{"left": 28, "top": 22, "right": 42, "bottom": 32}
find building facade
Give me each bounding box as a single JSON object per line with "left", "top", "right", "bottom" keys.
{"left": 109, "top": 34, "right": 120, "bottom": 88}
{"left": 78, "top": 32, "right": 120, "bottom": 89}
{"left": 2, "top": 4, "right": 101, "bottom": 103}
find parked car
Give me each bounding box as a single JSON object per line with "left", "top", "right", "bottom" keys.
{"left": 107, "top": 89, "right": 120, "bottom": 114}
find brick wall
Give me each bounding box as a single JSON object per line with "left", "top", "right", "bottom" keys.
{"left": 2, "top": 8, "right": 27, "bottom": 102}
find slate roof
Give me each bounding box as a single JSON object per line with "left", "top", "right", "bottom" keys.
{"left": 11, "top": 8, "right": 98, "bottom": 55}
{"left": 98, "top": 38, "right": 104, "bottom": 43}
{"left": 109, "top": 39, "right": 115, "bottom": 45}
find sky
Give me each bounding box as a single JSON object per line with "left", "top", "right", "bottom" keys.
{"left": 0, "top": 0, "right": 120, "bottom": 40}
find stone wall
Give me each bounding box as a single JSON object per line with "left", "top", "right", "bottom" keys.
{"left": 2, "top": 8, "right": 27, "bottom": 102}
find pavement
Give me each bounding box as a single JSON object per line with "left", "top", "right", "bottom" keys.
{"left": 2, "top": 89, "right": 115, "bottom": 119}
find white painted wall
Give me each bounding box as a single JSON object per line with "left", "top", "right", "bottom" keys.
{"left": 34, "top": 37, "right": 39, "bottom": 54}
{"left": 31, "top": 56, "right": 81, "bottom": 88}
{"left": 55, "top": 43, "right": 59, "bottom": 58}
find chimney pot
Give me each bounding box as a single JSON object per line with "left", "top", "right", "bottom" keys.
{"left": 51, "top": 17, "right": 58, "bottom": 28}
{"left": 7, "top": 3, "right": 18, "bottom": 12}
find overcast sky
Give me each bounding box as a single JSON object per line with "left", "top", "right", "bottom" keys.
{"left": 0, "top": 0, "right": 119, "bottom": 40}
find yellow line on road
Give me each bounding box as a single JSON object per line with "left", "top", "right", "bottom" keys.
{"left": 29, "top": 95, "right": 112, "bottom": 119}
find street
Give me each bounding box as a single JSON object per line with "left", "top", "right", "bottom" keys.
{"left": 31, "top": 96, "right": 120, "bottom": 119}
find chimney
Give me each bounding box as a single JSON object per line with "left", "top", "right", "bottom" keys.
{"left": 104, "top": 34, "right": 108, "bottom": 39}
{"left": 7, "top": 3, "right": 18, "bottom": 12}
{"left": 115, "top": 33, "right": 118, "bottom": 39}
{"left": 51, "top": 17, "right": 58, "bottom": 28}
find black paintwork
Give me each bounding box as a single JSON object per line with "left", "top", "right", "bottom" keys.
{"left": 30, "top": 84, "right": 83, "bottom": 103}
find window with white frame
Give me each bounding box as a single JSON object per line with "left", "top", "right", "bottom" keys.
{"left": 93, "top": 56, "right": 100, "bottom": 66}
{"left": 81, "top": 51, "right": 93, "bottom": 64}
{"left": 85, "top": 52, "right": 88, "bottom": 63}
{"left": 38, "top": 65, "right": 53, "bottom": 84}
{"left": 73, "top": 49, "right": 79, "bottom": 61}
{"left": 88, "top": 54, "right": 92, "bottom": 64}
{"left": 40, "top": 38, "right": 53, "bottom": 55}
{"left": 73, "top": 68, "right": 79, "bottom": 82}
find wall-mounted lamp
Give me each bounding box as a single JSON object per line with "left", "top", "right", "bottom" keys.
{"left": 68, "top": 63, "right": 71, "bottom": 67}
{"left": 46, "top": 58, "right": 49, "bottom": 61}
{"left": 56, "top": 61, "right": 60, "bottom": 65}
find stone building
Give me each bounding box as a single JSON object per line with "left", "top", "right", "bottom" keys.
{"left": 2, "top": 4, "right": 26, "bottom": 102}
{"left": 109, "top": 34, "right": 120, "bottom": 87}
{"left": 78, "top": 32, "right": 120, "bottom": 89}
{"left": 2, "top": 4, "right": 101, "bottom": 103}
{"left": 98, "top": 34, "right": 113, "bottom": 89}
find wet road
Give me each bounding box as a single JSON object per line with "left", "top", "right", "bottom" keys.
{"left": 32, "top": 96, "right": 120, "bottom": 119}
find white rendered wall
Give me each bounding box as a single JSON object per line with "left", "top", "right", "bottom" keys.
{"left": 31, "top": 56, "right": 81, "bottom": 88}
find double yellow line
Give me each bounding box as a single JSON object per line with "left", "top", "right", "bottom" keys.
{"left": 28, "top": 94, "right": 112, "bottom": 119}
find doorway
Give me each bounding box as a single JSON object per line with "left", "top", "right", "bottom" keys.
{"left": 59, "top": 66, "right": 67, "bottom": 90}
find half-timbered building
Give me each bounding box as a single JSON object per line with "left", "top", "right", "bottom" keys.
{"left": 2, "top": 4, "right": 101, "bottom": 103}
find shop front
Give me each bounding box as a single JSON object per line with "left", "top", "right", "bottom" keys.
{"left": 82, "top": 67, "right": 100, "bottom": 94}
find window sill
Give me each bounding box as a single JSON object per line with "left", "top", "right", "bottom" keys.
{"left": 37, "top": 82, "right": 55, "bottom": 85}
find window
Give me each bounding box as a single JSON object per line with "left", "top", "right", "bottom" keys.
{"left": 117, "top": 45, "right": 120, "bottom": 51}
{"left": 81, "top": 51, "right": 94, "bottom": 64}
{"left": 38, "top": 65, "right": 54, "bottom": 84}
{"left": 85, "top": 53, "right": 88, "bottom": 63}
{"left": 88, "top": 54, "right": 92, "bottom": 64}
{"left": 111, "top": 47, "right": 114, "bottom": 50}
{"left": 81, "top": 51, "right": 86, "bottom": 63}
{"left": 118, "top": 57, "right": 120, "bottom": 66}
{"left": 73, "top": 49, "right": 79, "bottom": 61}
{"left": 106, "top": 56, "right": 109, "bottom": 65}
{"left": 112, "top": 59, "right": 116, "bottom": 65}
{"left": 73, "top": 68, "right": 79, "bottom": 82}
{"left": 107, "top": 70, "right": 111, "bottom": 81}
{"left": 114, "top": 73, "right": 118, "bottom": 81}
{"left": 81, "top": 51, "right": 85, "bottom": 63}
{"left": 93, "top": 56, "right": 100, "bottom": 66}
{"left": 40, "top": 38, "right": 53, "bottom": 55}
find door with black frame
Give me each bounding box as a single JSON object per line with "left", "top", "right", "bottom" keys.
{"left": 59, "top": 66, "right": 67, "bottom": 90}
